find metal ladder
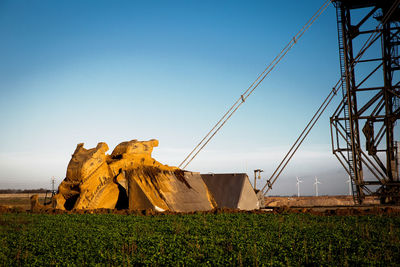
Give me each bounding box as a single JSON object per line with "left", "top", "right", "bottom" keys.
{"left": 336, "top": 4, "right": 359, "bottom": 203}
{"left": 392, "top": 35, "right": 400, "bottom": 112}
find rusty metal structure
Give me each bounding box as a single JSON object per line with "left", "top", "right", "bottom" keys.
{"left": 330, "top": 0, "right": 400, "bottom": 204}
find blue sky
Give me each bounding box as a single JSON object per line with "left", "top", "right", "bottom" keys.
{"left": 0, "top": 0, "right": 360, "bottom": 195}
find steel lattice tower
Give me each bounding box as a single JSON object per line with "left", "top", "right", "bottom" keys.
{"left": 330, "top": 0, "right": 400, "bottom": 204}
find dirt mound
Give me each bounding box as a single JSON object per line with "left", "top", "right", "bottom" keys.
{"left": 264, "top": 195, "right": 380, "bottom": 207}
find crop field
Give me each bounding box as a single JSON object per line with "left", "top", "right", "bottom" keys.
{"left": 0, "top": 212, "right": 399, "bottom": 266}
{"left": 0, "top": 193, "right": 47, "bottom": 210}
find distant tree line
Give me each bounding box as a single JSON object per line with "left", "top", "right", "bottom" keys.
{"left": 0, "top": 188, "right": 49, "bottom": 194}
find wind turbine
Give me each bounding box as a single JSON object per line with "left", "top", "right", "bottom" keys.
{"left": 314, "top": 176, "right": 321, "bottom": 196}
{"left": 346, "top": 175, "right": 352, "bottom": 196}
{"left": 296, "top": 177, "right": 302, "bottom": 197}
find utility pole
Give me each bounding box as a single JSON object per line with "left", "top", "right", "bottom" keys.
{"left": 253, "top": 169, "right": 263, "bottom": 191}
{"left": 51, "top": 176, "right": 56, "bottom": 197}
{"left": 44, "top": 176, "right": 56, "bottom": 206}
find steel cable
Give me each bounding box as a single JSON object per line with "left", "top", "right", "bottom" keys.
{"left": 179, "top": 0, "right": 332, "bottom": 169}
{"left": 260, "top": 0, "right": 400, "bottom": 195}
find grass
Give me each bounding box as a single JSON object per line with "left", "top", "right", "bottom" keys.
{"left": 0, "top": 212, "right": 399, "bottom": 266}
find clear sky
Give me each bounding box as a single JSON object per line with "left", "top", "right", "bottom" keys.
{"left": 0, "top": 0, "right": 363, "bottom": 195}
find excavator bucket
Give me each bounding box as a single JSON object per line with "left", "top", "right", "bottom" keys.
{"left": 201, "top": 173, "right": 259, "bottom": 210}
{"left": 50, "top": 139, "right": 216, "bottom": 212}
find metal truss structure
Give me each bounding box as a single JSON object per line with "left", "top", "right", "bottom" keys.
{"left": 331, "top": 0, "right": 400, "bottom": 204}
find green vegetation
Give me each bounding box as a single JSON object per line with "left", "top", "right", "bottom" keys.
{"left": 0, "top": 212, "right": 399, "bottom": 266}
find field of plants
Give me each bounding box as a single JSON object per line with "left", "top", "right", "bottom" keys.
{"left": 0, "top": 212, "right": 399, "bottom": 265}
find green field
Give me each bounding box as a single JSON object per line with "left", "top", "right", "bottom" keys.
{"left": 0, "top": 212, "right": 399, "bottom": 266}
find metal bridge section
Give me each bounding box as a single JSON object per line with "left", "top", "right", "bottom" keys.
{"left": 330, "top": 0, "right": 400, "bottom": 204}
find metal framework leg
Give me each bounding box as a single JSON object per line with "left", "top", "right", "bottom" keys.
{"left": 330, "top": 0, "right": 400, "bottom": 204}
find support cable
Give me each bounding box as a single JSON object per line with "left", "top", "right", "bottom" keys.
{"left": 260, "top": 81, "right": 341, "bottom": 195}
{"left": 179, "top": 0, "right": 332, "bottom": 169}
{"left": 260, "top": 0, "right": 400, "bottom": 196}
